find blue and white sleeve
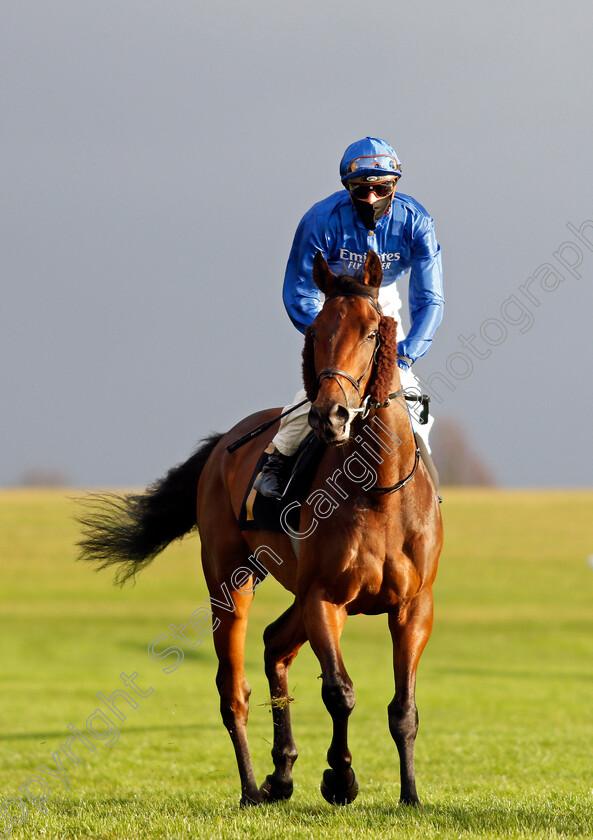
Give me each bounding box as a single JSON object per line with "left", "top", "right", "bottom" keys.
{"left": 397, "top": 214, "right": 444, "bottom": 364}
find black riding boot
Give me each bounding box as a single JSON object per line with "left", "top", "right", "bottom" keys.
{"left": 253, "top": 447, "right": 295, "bottom": 499}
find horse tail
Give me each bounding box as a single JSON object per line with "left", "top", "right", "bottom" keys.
{"left": 77, "top": 433, "right": 224, "bottom": 585}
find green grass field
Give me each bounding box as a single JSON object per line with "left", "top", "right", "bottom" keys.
{"left": 1, "top": 488, "right": 593, "bottom": 839}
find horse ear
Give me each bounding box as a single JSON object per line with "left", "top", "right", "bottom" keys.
{"left": 362, "top": 250, "right": 383, "bottom": 288}
{"left": 312, "top": 251, "right": 335, "bottom": 294}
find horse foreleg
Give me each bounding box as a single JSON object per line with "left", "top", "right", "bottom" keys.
{"left": 387, "top": 588, "right": 434, "bottom": 806}
{"left": 260, "top": 601, "right": 307, "bottom": 802}
{"left": 211, "top": 593, "right": 262, "bottom": 806}
{"left": 302, "top": 595, "right": 358, "bottom": 805}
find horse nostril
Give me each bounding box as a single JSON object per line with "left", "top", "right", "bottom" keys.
{"left": 309, "top": 403, "right": 349, "bottom": 438}
{"left": 329, "top": 403, "right": 350, "bottom": 427}
{"left": 308, "top": 404, "right": 322, "bottom": 430}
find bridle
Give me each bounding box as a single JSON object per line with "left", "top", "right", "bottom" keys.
{"left": 316, "top": 291, "right": 384, "bottom": 410}
{"left": 315, "top": 290, "right": 421, "bottom": 494}
{"left": 316, "top": 291, "right": 410, "bottom": 416}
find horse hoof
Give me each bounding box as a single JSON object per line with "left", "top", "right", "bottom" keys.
{"left": 239, "top": 790, "right": 264, "bottom": 807}
{"left": 399, "top": 794, "right": 421, "bottom": 808}
{"left": 260, "top": 774, "right": 294, "bottom": 802}
{"left": 320, "top": 768, "right": 359, "bottom": 805}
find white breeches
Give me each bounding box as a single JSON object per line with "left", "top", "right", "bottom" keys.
{"left": 273, "top": 284, "right": 433, "bottom": 456}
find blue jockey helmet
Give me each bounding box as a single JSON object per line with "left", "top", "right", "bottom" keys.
{"left": 340, "top": 137, "right": 402, "bottom": 184}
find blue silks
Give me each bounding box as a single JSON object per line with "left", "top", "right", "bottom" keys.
{"left": 282, "top": 190, "right": 444, "bottom": 364}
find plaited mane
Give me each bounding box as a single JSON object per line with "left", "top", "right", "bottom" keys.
{"left": 371, "top": 316, "right": 398, "bottom": 404}
{"left": 302, "top": 326, "right": 318, "bottom": 401}
{"left": 301, "top": 275, "right": 398, "bottom": 404}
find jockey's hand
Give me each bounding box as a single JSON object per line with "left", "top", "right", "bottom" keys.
{"left": 397, "top": 355, "right": 413, "bottom": 371}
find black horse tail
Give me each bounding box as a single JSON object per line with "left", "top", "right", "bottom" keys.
{"left": 77, "top": 433, "right": 224, "bottom": 586}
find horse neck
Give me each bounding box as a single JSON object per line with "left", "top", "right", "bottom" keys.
{"left": 351, "top": 394, "right": 417, "bottom": 490}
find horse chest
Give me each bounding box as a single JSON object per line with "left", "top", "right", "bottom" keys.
{"left": 317, "top": 542, "right": 415, "bottom": 612}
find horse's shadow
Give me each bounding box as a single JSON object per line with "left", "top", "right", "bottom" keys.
{"left": 50, "top": 795, "right": 587, "bottom": 836}
{"left": 0, "top": 721, "right": 220, "bottom": 743}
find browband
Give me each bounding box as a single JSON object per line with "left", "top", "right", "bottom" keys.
{"left": 324, "top": 291, "right": 383, "bottom": 318}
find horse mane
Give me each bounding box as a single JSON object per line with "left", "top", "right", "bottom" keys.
{"left": 372, "top": 316, "right": 398, "bottom": 404}
{"left": 302, "top": 326, "right": 318, "bottom": 400}
{"left": 301, "top": 274, "right": 398, "bottom": 405}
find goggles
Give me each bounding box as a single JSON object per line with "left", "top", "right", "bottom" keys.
{"left": 345, "top": 154, "right": 401, "bottom": 177}
{"left": 347, "top": 180, "right": 397, "bottom": 199}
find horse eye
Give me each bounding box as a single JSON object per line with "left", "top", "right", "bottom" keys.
{"left": 366, "top": 330, "right": 378, "bottom": 341}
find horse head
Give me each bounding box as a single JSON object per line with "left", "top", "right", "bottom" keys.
{"left": 302, "top": 251, "right": 399, "bottom": 445}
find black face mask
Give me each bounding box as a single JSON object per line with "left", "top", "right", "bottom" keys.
{"left": 352, "top": 194, "right": 392, "bottom": 230}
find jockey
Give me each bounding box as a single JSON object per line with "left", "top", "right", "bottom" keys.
{"left": 254, "top": 136, "right": 444, "bottom": 499}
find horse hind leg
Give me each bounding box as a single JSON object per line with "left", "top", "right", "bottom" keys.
{"left": 260, "top": 601, "right": 308, "bottom": 802}
{"left": 207, "top": 562, "right": 263, "bottom": 806}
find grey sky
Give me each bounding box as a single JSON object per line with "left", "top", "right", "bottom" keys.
{"left": 2, "top": 0, "right": 592, "bottom": 487}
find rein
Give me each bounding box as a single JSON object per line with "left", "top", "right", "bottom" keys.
{"left": 352, "top": 384, "right": 421, "bottom": 494}
{"left": 227, "top": 288, "right": 426, "bottom": 494}
{"left": 372, "top": 446, "right": 421, "bottom": 494}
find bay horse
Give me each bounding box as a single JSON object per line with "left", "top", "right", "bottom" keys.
{"left": 78, "top": 250, "right": 443, "bottom": 807}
